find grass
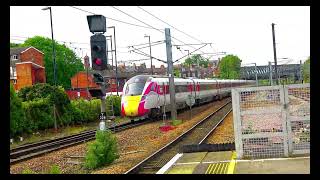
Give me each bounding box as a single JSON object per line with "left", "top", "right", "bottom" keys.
{"left": 171, "top": 119, "right": 183, "bottom": 126}
{"left": 10, "top": 117, "right": 130, "bottom": 149}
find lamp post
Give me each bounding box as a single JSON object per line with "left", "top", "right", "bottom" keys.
{"left": 107, "top": 26, "right": 118, "bottom": 96}
{"left": 42, "top": 6, "right": 57, "bottom": 131}
{"left": 42, "top": 6, "right": 57, "bottom": 86}
{"left": 144, "top": 35, "right": 153, "bottom": 75}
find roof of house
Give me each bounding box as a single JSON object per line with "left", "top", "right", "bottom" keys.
{"left": 10, "top": 47, "right": 29, "bottom": 56}
{"left": 10, "top": 46, "right": 44, "bottom": 56}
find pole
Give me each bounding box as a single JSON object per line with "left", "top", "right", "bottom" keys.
{"left": 147, "top": 36, "right": 153, "bottom": 75}
{"left": 269, "top": 61, "right": 273, "bottom": 86}
{"left": 113, "top": 28, "right": 119, "bottom": 96}
{"left": 109, "top": 35, "right": 114, "bottom": 68}
{"left": 165, "top": 28, "right": 177, "bottom": 120}
{"left": 300, "top": 60, "right": 303, "bottom": 83}
{"left": 99, "top": 84, "right": 107, "bottom": 131}
{"left": 272, "top": 23, "right": 279, "bottom": 85}
{"left": 197, "top": 57, "right": 200, "bottom": 78}
{"left": 254, "top": 63, "right": 258, "bottom": 86}
{"left": 48, "top": 7, "right": 57, "bottom": 131}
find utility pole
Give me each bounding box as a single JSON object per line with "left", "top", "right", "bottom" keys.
{"left": 272, "top": 23, "right": 279, "bottom": 85}
{"left": 300, "top": 60, "right": 303, "bottom": 83}
{"left": 269, "top": 61, "right": 273, "bottom": 86}
{"left": 42, "top": 6, "right": 57, "bottom": 131}
{"left": 145, "top": 35, "right": 153, "bottom": 75}
{"left": 108, "top": 26, "right": 119, "bottom": 96}
{"left": 165, "top": 28, "right": 177, "bottom": 120}
{"left": 254, "top": 63, "right": 258, "bottom": 86}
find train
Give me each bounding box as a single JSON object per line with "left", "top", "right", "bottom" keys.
{"left": 121, "top": 75, "right": 256, "bottom": 120}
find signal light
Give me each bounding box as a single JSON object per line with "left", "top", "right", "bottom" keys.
{"left": 90, "top": 34, "right": 107, "bottom": 71}
{"left": 94, "top": 58, "right": 102, "bottom": 66}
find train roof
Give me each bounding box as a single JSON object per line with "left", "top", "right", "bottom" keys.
{"left": 127, "top": 75, "right": 256, "bottom": 84}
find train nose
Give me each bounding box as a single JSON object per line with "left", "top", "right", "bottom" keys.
{"left": 123, "top": 96, "right": 141, "bottom": 117}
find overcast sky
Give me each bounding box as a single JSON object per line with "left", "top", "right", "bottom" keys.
{"left": 10, "top": 6, "right": 310, "bottom": 67}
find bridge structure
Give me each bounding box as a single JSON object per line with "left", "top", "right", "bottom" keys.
{"left": 240, "top": 64, "right": 302, "bottom": 81}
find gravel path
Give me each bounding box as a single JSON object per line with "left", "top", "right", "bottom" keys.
{"left": 10, "top": 99, "right": 229, "bottom": 174}
{"left": 205, "top": 111, "right": 235, "bottom": 144}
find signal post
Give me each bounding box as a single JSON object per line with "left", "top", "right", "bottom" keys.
{"left": 86, "top": 15, "right": 109, "bottom": 131}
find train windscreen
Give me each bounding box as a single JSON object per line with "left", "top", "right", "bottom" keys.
{"left": 124, "top": 75, "right": 149, "bottom": 96}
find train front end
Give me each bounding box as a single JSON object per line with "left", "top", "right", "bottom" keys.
{"left": 121, "top": 75, "right": 150, "bottom": 119}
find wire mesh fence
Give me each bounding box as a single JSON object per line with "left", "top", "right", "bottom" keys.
{"left": 232, "top": 84, "right": 310, "bottom": 159}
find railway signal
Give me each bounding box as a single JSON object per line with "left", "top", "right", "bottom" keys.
{"left": 90, "top": 34, "right": 108, "bottom": 71}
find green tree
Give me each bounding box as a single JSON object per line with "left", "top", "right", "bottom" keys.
{"left": 21, "top": 36, "right": 84, "bottom": 88}
{"left": 303, "top": 57, "right": 310, "bottom": 83}
{"left": 183, "top": 54, "right": 209, "bottom": 68}
{"left": 10, "top": 84, "right": 26, "bottom": 137}
{"left": 218, "top": 55, "right": 242, "bottom": 79}
{"left": 10, "top": 42, "right": 21, "bottom": 48}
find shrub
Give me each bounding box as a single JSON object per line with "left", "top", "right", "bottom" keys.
{"left": 22, "top": 98, "right": 55, "bottom": 132}
{"left": 106, "top": 95, "right": 121, "bottom": 116}
{"left": 18, "top": 83, "right": 70, "bottom": 115}
{"left": 10, "top": 84, "right": 26, "bottom": 137}
{"left": 48, "top": 165, "right": 61, "bottom": 174}
{"left": 22, "top": 168, "right": 36, "bottom": 174}
{"left": 84, "top": 130, "right": 119, "bottom": 170}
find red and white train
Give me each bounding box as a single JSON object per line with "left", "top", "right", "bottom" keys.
{"left": 121, "top": 75, "right": 255, "bottom": 119}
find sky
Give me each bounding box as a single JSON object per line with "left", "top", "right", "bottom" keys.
{"left": 10, "top": 6, "right": 310, "bottom": 67}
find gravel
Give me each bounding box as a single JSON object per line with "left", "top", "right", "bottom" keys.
{"left": 205, "top": 111, "right": 235, "bottom": 144}
{"left": 10, "top": 98, "right": 230, "bottom": 174}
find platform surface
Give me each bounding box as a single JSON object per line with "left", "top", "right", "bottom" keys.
{"left": 163, "top": 151, "right": 310, "bottom": 174}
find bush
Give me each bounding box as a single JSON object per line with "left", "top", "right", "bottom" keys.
{"left": 48, "top": 165, "right": 61, "bottom": 174}
{"left": 22, "top": 98, "right": 55, "bottom": 132}
{"left": 84, "top": 130, "right": 119, "bottom": 170}
{"left": 22, "top": 168, "right": 36, "bottom": 174}
{"left": 10, "top": 84, "right": 26, "bottom": 137}
{"left": 106, "top": 95, "right": 121, "bottom": 116}
{"left": 18, "top": 83, "right": 70, "bottom": 114}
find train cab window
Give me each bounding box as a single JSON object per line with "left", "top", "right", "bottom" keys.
{"left": 124, "top": 75, "right": 149, "bottom": 96}
{"left": 150, "top": 83, "right": 156, "bottom": 92}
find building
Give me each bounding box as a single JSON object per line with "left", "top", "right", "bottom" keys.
{"left": 10, "top": 46, "right": 46, "bottom": 91}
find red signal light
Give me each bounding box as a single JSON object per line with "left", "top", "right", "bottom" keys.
{"left": 95, "top": 58, "right": 102, "bottom": 65}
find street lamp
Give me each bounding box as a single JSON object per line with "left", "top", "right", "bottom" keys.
{"left": 42, "top": 6, "right": 57, "bottom": 131}
{"left": 144, "top": 35, "right": 153, "bottom": 75}
{"left": 107, "top": 26, "right": 118, "bottom": 96}
{"left": 42, "top": 6, "right": 57, "bottom": 86}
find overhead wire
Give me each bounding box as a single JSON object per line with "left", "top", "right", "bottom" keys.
{"left": 137, "top": 6, "right": 204, "bottom": 44}
{"left": 110, "top": 6, "right": 207, "bottom": 55}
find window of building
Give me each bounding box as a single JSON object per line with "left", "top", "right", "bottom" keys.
{"left": 12, "top": 55, "right": 18, "bottom": 60}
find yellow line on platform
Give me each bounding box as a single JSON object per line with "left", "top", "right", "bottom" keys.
{"left": 227, "top": 151, "right": 237, "bottom": 174}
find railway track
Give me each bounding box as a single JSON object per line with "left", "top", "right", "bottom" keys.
{"left": 125, "top": 101, "right": 232, "bottom": 174}
{"left": 10, "top": 119, "right": 152, "bottom": 165}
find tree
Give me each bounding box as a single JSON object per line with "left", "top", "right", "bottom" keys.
{"left": 183, "top": 54, "right": 209, "bottom": 68}
{"left": 218, "top": 55, "right": 241, "bottom": 79}
{"left": 10, "top": 84, "right": 26, "bottom": 137}
{"left": 10, "top": 42, "right": 21, "bottom": 48}
{"left": 303, "top": 57, "right": 310, "bottom": 83}
{"left": 21, "top": 36, "right": 84, "bottom": 88}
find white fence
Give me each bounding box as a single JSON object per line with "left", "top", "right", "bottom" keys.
{"left": 232, "top": 84, "right": 310, "bottom": 159}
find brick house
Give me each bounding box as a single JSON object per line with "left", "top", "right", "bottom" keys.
{"left": 10, "top": 46, "right": 46, "bottom": 91}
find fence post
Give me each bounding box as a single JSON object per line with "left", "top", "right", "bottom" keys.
{"left": 280, "top": 85, "right": 289, "bottom": 157}
{"left": 232, "top": 88, "right": 242, "bottom": 159}
{"left": 283, "top": 85, "right": 293, "bottom": 156}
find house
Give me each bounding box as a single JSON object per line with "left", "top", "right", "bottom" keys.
{"left": 10, "top": 46, "right": 46, "bottom": 91}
